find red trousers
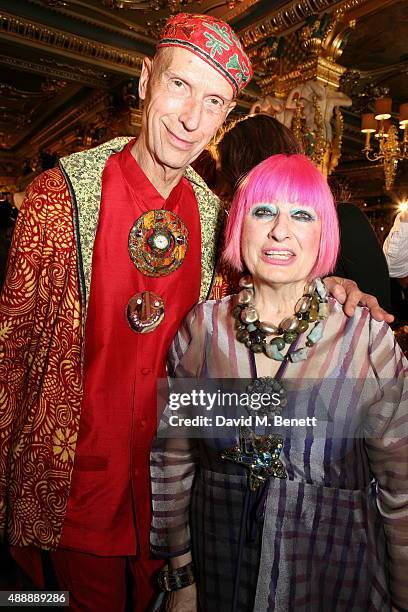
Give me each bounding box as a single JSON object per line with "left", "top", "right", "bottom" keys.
{"left": 12, "top": 546, "right": 163, "bottom": 612}
{"left": 50, "top": 549, "right": 163, "bottom": 612}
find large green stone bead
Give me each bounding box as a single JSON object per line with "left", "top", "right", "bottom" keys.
{"left": 284, "top": 331, "right": 298, "bottom": 344}
{"left": 232, "top": 305, "right": 242, "bottom": 319}
{"left": 236, "top": 329, "right": 250, "bottom": 343}
{"left": 264, "top": 343, "right": 284, "bottom": 360}
{"left": 298, "top": 319, "right": 309, "bottom": 333}
{"left": 250, "top": 331, "right": 265, "bottom": 344}
{"left": 271, "top": 337, "right": 285, "bottom": 351}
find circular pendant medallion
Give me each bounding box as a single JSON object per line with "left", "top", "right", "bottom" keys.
{"left": 128, "top": 210, "right": 188, "bottom": 277}
{"left": 127, "top": 291, "right": 164, "bottom": 333}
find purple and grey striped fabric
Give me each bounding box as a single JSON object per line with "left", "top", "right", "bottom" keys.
{"left": 151, "top": 296, "right": 408, "bottom": 611}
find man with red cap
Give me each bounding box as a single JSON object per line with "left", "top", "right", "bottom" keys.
{"left": 0, "top": 11, "right": 391, "bottom": 612}
{"left": 0, "top": 12, "right": 251, "bottom": 611}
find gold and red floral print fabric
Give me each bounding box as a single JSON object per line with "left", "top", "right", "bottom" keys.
{"left": 0, "top": 168, "right": 83, "bottom": 549}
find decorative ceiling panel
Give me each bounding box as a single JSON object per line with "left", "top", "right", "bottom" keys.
{"left": 0, "top": 0, "right": 406, "bottom": 200}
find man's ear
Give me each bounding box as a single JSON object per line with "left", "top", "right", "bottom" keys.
{"left": 226, "top": 100, "right": 237, "bottom": 118}
{"left": 139, "top": 56, "right": 153, "bottom": 101}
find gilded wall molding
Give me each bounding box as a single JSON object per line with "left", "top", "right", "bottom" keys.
{"left": 259, "top": 57, "right": 347, "bottom": 97}
{"left": 0, "top": 89, "right": 110, "bottom": 159}
{"left": 239, "top": 0, "right": 343, "bottom": 47}
{"left": 15, "top": 90, "right": 142, "bottom": 161}
{"left": 331, "top": 0, "right": 396, "bottom": 21}
{"left": 0, "top": 12, "right": 144, "bottom": 75}
{"left": 239, "top": 0, "right": 397, "bottom": 48}
{"left": 219, "top": 0, "right": 259, "bottom": 22}
{"left": 27, "top": 91, "right": 112, "bottom": 150}
{"left": 0, "top": 54, "right": 108, "bottom": 87}
{"left": 40, "top": 58, "right": 110, "bottom": 86}
{"left": 26, "top": 0, "right": 153, "bottom": 44}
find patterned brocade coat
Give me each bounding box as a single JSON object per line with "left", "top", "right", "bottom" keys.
{"left": 151, "top": 296, "right": 408, "bottom": 611}
{"left": 0, "top": 138, "right": 223, "bottom": 551}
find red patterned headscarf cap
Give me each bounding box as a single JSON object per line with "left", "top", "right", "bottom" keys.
{"left": 157, "top": 12, "right": 253, "bottom": 96}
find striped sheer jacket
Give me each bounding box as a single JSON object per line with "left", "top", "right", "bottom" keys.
{"left": 151, "top": 296, "right": 408, "bottom": 611}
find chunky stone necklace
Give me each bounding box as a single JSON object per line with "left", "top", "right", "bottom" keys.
{"left": 232, "top": 275, "right": 329, "bottom": 363}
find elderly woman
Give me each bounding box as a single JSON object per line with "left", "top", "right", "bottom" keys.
{"left": 151, "top": 154, "right": 408, "bottom": 612}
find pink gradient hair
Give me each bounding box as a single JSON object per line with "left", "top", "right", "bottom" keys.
{"left": 222, "top": 154, "right": 340, "bottom": 279}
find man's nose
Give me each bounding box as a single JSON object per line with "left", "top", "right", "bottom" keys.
{"left": 179, "top": 97, "right": 202, "bottom": 132}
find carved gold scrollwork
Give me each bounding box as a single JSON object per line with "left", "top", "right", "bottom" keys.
{"left": 0, "top": 12, "right": 143, "bottom": 72}
{"left": 104, "top": 0, "right": 163, "bottom": 9}
{"left": 240, "top": 0, "right": 374, "bottom": 48}
{"left": 327, "top": 107, "right": 344, "bottom": 174}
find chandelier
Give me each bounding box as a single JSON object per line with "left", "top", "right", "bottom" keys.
{"left": 361, "top": 98, "right": 408, "bottom": 191}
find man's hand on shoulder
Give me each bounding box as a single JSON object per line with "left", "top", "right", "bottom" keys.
{"left": 323, "top": 276, "right": 394, "bottom": 323}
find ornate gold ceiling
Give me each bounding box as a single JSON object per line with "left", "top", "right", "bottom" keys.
{"left": 0, "top": 0, "right": 406, "bottom": 201}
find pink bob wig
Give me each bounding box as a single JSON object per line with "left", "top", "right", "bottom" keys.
{"left": 222, "top": 154, "right": 340, "bottom": 279}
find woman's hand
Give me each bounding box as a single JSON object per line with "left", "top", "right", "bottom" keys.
{"left": 323, "top": 276, "right": 394, "bottom": 323}
{"left": 165, "top": 583, "right": 197, "bottom": 612}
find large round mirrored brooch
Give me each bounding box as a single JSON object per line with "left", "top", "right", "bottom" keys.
{"left": 128, "top": 210, "right": 188, "bottom": 277}
{"left": 127, "top": 291, "right": 164, "bottom": 333}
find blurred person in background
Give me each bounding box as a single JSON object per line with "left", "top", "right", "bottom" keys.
{"left": 383, "top": 206, "right": 408, "bottom": 352}
{"left": 383, "top": 207, "right": 408, "bottom": 287}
